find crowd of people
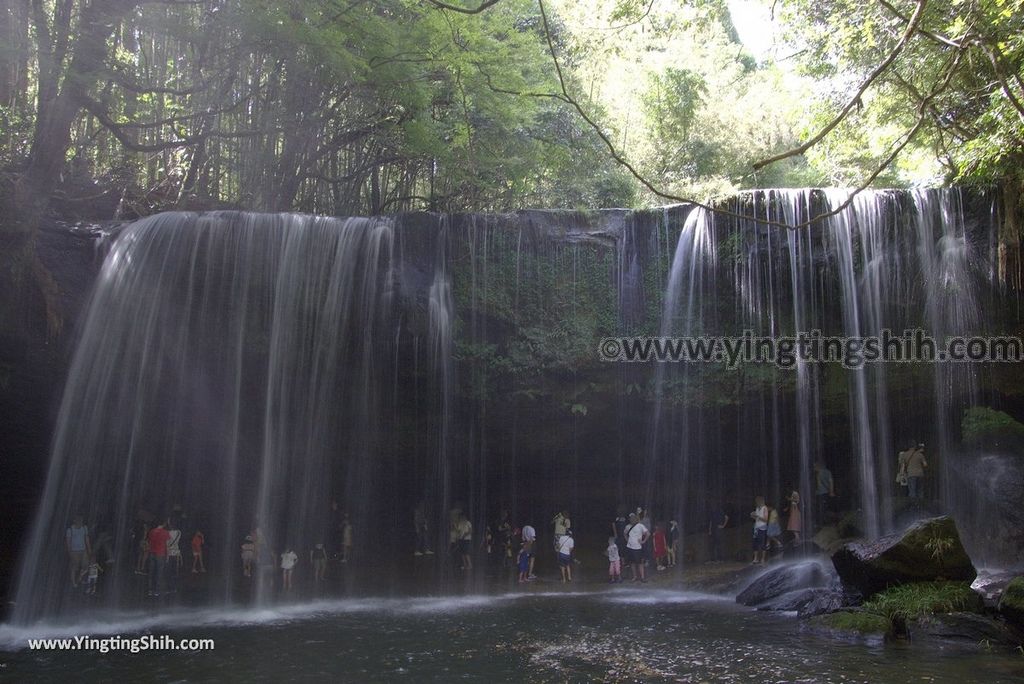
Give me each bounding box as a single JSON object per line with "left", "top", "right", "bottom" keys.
{"left": 62, "top": 447, "right": 931, "bottom": 598}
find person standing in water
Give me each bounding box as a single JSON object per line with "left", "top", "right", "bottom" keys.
{"left": 653, "top": 523, "right": 668, "bottom": 571}
{"left": 241, "top": 535, "right": 256, "bottom": 578}
{"left": 750, "top": 497, "right": 768, "bottom": 564}
{"left": 785, "top": 491, "right": 802, "bottom": 544}
{"left": 606, "top": 536, "right": 622, "bottom": 583}
{"left": 134, "top": 522, "right": 150, "bottom": 575}
{"left": 455, "top": 512, "right": 473, "bottom": 571}
{"left": 707, "top": 504, "right": 729, "bottom": 563}
{"left": 521, "top": 522, "right": 537, "bottom": 579}
{"left": 552, "top": 509, "right": 571, "bottom": 547}
{"left": 81, "top": 555, "right": 101, "bottom": 595}
{"left": 65, "top": 516, "right": 91, "bottom": 588}
{"left": 612, "top": 506, "right": 628, "bottom": 558}
{"left": 666, "top": 520, "right": 680, "bottom": 568}
{"left": 310, "top": 542, "right": 328, "bottom": 584}
{"left": 624, "top": 513, "right": 649, "bottom": 582}
{"left": 166, "top": 519, "right": 183, "bottom": 576}
{"left": 280, "top": 546, "right": 298, "bottom": 592}
{"left": 147, "top": 518, "right": 170, "bottom": 596}
{"left": 414, "top": 502, "right": 434, "bottom": 556}
{"left": 191, "top": 529, "right": 206, "bottom": 573}
{"left": 497, "top": 510, "right": 513, "bottom": 568}
{"left": 517, "top": 540, "right": 531, "bottom": 584}
{"left": 341, "top": 514, "right": 353, "bottom": 564}
{"left": 557, "top": 530, "right": 574, "bottom": 582}
{"left": 814, "top": 460, "right": 835, "bottom": 528}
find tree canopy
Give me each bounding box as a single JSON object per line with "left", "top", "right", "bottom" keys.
{"left": 0, "top": 0, "right": 1021, "bottom": 227}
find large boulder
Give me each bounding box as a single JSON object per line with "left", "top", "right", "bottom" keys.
{"left": 736, "top": 560, "right": 835, "bottom": 606}
{"left": 755, "top": 587, "right": 845, "bottom": 617}
{"left": 998, "top": 576, "right": 1024, "bottom": 630}
{"left": 831, "top": 516, "right": 976, "bottom": 598}
{"left": 912, "top": 612, "right": 1023, "bottom": 648}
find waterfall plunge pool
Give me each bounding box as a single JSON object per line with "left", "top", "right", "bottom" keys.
{"left": 2, "top": 587, "right": 1022, "bottom": 682}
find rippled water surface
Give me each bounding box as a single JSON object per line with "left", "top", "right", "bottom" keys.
{"left": 2, "top": 589, "right": 1022, "bottom": 682}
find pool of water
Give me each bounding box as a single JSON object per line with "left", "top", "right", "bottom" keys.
{"left": 2, "top": 588, "right": 1022, "bottom": 682}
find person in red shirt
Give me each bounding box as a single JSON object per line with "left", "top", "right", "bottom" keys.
{"left": 653, "top": 523, "right": 668, "bottom": 571}
{"left": 147, "top": 519, "right": 170, "bottom": 597}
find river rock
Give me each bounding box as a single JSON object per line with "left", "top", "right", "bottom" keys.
{"left": 754, "top": 587, "right": 845, "bottom": 617}
{"left": 998, "top": 576, "right": 1024, "bottom": 630}
{"left": 736, "top": 561, "right": 835, "bottom": 607}
{"left": 912, "top": 612, "right": 1024, "bottom": 647}
{"left": 830, "top": 516, "right": 976, "bottom": 597}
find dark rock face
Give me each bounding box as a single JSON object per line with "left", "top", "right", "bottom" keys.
{"left": 947, "top": 452, "right": 1024, "bottom": 567}
{"left": 831, "top": 516, "right": 976, "bottom": 598}
{"left": 755, "top": 587, "right": 845, "bottom": 617}
{"left": 998, "top": 576, "right": 1024, "bottom": 630}
{"left": 736, "top": 561, "right": 835, "bottom": 607}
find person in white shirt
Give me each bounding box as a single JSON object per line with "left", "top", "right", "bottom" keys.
{"left": 280, "top": 547, "right": 298, "bottom": 591}
{"left": 166, "top": 523, "right": 182, "bottom": 574}
{"left": 521, "top": 524, "right": 537, "bottom": 579}
{"left": 750, "top": 496, "right": 769, "bottom": 564}
{"left": 557, "top": 531, "right": 575, "bottom": 582}
{"left": 606, "top": 536, "right": 622, "bottom": 583}
{"left": 625, "top": 513, "right": 649, "bottom": 582}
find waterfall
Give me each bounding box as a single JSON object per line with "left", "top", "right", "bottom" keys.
{"left": 654, "top": 188, "right": 996, "bottom": 550}
{"left": 14, "top": 212, "right": 400, "bottom": 622}
{"left": 10, "top": 189, "right": 1007, "bottom": 625}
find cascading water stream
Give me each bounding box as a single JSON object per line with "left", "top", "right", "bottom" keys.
{"left": 653, "top": 188, "right": 996, "bottom": 553}
{"left": 14, "top": 212, "right": 400, "bottom": 623}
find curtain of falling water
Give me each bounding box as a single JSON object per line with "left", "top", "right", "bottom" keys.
{"left": 653, "top": 189, "right": 994, "bottom": 555}
{"left": 14, "top": 212, "right": 402, "bottom": 622}
{"left": 428, "top": 217, "right": 455, "bottom": 575}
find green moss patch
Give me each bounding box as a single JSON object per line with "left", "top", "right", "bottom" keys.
{"left": 815, "top": 610, "right": 891, "bottom": 635}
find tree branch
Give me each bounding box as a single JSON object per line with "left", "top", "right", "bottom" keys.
{"left": 751, "top": 0, "right": 929, "bottom": 171}
{"left": 533, "top": 0, "right": 958, "bottom": 231}
{"left": 424, "top": 0, "right": 501, "bottom": 14}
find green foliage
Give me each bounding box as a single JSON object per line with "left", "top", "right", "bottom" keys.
{"left": 1, "top": 0, "right": 634, "bottom": 217}
{"left": 863, "top": 581, "right": 982, "bottom": 622}
{"left": 961, "top": 406, "right": 1024, "bottom": 447}
{"left": 778, "top": 0, "right": 1024, "bottom": 187}
{"left": 925, "top": 535, "right": 956, "bottom": 566}
{"left": 816, "top": 582, "right": 981, "bottom": 636}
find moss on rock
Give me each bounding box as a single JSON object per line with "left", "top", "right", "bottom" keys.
{"left": 998, "top": 576, "right": 1024, "bottom": 629}
{"left": 812, "top": 610, "right": 891, "bottom": 635}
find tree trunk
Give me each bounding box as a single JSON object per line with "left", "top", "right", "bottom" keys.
{"left": 2, "top": 0, "right": 137, "bottom": 336}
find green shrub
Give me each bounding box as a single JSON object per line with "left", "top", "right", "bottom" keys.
{"left": 863, "top": 581, "right": 982, "bottom": 622}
